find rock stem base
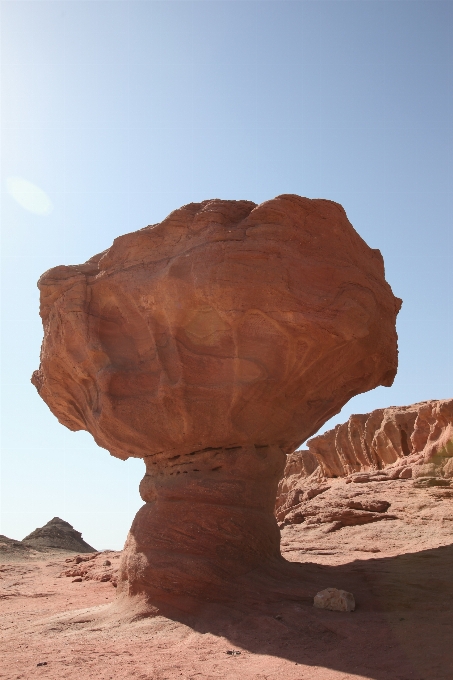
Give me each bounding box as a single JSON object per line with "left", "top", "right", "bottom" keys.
{"left": 118, "top": 445, "right": 286, "bottom": 604}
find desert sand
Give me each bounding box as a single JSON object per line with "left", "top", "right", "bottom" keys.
{"left": 2, "top": 474, "right": 452, "bottom": 680}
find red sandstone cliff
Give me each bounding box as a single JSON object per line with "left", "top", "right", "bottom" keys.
{"left": 276, "top": 399, "right": 453, "bottom": 524}
{"left": 308, "top": 398, "right": 453, "bottom": 477}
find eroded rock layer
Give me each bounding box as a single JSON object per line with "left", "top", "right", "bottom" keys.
{"left": 120, "top": 444, "right": 285, "bottom": 601}
{"left": 308, "top": 398, "right": 453, "bottom": 477}
{"left": 32, "top": 195, "right": 400, "bottom": 606}
{"left": 276, "top": 399, "right": 453, "bottom": 526}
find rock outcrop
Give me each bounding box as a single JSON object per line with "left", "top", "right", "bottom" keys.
{"left": 22, "top": 517, "right": 96, "bottom": 553}
{"left": 0, "top": 534, "right": 37, "bottom": 558}
{"left": 61, "top": 551, "right": 119, "bottom": 586}
{"left": 308, "top": 398, "right": 453, "bottom": 478}
{"left": 276, "top": 399, "right": 453, "bottom": 525}
{"left": 32, "top": 194, "right": 400, "bottom": 608}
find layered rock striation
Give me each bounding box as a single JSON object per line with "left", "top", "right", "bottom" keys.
{"left": 276, "top": 399, "right": 453, "bottom": 525}
{"left": 308, "top": 398, "right": 453, "bottom": 478}
{"left": 32, "top": 195, "right": 400, "bottom": 607}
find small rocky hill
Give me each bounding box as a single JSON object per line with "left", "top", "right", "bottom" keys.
{"left": 22, "top": 517, "right": 95, "bottom": 552}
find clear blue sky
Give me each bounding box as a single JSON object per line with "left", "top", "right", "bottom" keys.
{"left": 1, "top": 1, "right": 452, "bottom": 549}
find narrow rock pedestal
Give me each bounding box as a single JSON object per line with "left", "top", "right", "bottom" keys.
{"left": 119, "top": 445, "right": 286, "bottom": 604}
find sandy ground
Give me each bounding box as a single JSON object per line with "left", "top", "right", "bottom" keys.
{"left": 1, "top": 479, "right": 453, "bottom": 680}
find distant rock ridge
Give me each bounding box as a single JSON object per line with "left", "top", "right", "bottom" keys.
{"left": 0, "top": 534, "right": 37, "bottom": 557}
{"left": 307, "top": 398, "right": 453, "bottom": 478}
{"left": 22, "top": 517, "right": 95, "bottom": 553}
{"left": 275, "top": 398, "right": 453, "bottom": 525}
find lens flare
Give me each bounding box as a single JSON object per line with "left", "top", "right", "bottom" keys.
{"left": 6, "top": 176, "right": 53, "bottom": 216}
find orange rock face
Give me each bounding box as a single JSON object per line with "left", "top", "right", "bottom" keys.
{"left": 307, "top": 398, "right": 453, "bottom": 478}
{"left": 32, "top": 195, "right": 401, "bottom": 606}
{"left": 276, "top": 399, "right": 453, "bottom": 526}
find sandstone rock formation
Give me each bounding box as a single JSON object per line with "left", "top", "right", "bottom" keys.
{"left": 22, "top": 517, "right": 96, "bottom": 553}
{"left": 275, "top": 449, "right": 322, "bottom": 519}
{"left": 308, "top": 398, "right": 453, "bottom": 478}
{"left": 276, "top": 398, "right": 453, "bottom": 526}
{"left": 278, "top": 488, "right": 398, "bottom": 529}
{"left": 32, "top": 194, "right": 400, "bottom": 608}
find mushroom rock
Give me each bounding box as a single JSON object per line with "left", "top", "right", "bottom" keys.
{"left": 32, "top": 194, "right": 401, "bottom": 609}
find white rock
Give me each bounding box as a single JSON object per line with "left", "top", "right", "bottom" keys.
{"left": 313, "top": 588, "right": 355, "bottom": 612}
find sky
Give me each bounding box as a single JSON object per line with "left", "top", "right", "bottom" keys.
{"left": 1, "top": 0, "right": 452, "bottom": 550}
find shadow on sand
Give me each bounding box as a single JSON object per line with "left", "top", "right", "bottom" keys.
{"left": 162, "top": 542, "right": 453, "bottom": 679}
{"left": 58, "top": 542, "right": 453, "bottom": 680}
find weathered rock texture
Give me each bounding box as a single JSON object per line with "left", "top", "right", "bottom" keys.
{"left": 61, "top": 551, "right": 119, "bottom": 586}
{"left": 32, "top": 195, "right": 400, "bottom": 606}
{"left": 314, "top": 588, "right": 355, "bottom": 612}
{"left": 309, "top": 398, "right": 453, "bottom": 477}
{"left": 22, "top": 517, "right": 96, "bottom": 553}
{"left": 0, "top": 535, "right": 36, "bottom": 558}
{"left": 276, "top": 399, "right": 453, "bottom": 525}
